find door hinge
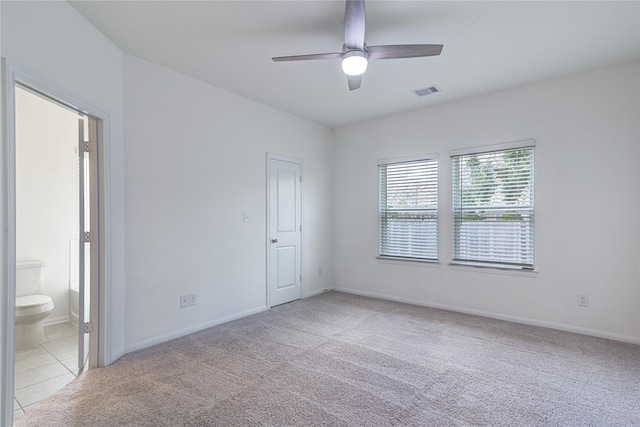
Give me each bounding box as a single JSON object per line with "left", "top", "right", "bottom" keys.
{"left": 82, "top": 231, "right": 92, "bottom": 243}
{"left": 300, "top": 274, "right": 302, "bottom": 282}
{"left": 82, "top": 322, "right": 94, "bottom": 334}
{"left": 83, "top": 141, "right": 90, "bottom": 152}
{"left": 299, "top": 176, "right": 302, "bottom": 183}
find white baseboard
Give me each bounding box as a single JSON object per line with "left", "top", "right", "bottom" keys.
{"left": 304, "top": 287, "right": 331, "bottom": 298}
{"left": 333, "top": 287, "right": 640, "bottom": 345}
{"left": 43, "top": 315, "right": 71, "bottom": 326}
{"left": 110, "top": 346, "right": 126, "bottom": 365}
{"left": 125, "top": 305, "right": 268, "bottom": 354}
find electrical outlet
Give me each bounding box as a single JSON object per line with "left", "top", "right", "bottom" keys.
{"left": 180, "top": 295, "right": 189, "bottom": 308}
{"left": 577, "top": 294, "right": 589, "bottom": 307}
{"left": 189, "top": 294, "right": 197, "bottom": 306}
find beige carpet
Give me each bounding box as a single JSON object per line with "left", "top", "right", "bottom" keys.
{"left": 15, "top": 291, "right": 640, "bottom": 426}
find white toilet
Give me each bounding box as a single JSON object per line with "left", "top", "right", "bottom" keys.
{"left": 15, "top": 260, "right": 55, "bottom": 348}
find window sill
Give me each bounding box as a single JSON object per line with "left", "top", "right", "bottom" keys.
{"left": 376, "top": 256, "right": 440, "bottom": 268}
{"left": 449, "top": 263, "right": 538, "bottom": 277}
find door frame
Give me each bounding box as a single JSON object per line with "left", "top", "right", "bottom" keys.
{"left": 1, "top": 60, "right": 110, "bottom": 426}
{"left": 266, "top": 153, "right": 303, "bottom": 308}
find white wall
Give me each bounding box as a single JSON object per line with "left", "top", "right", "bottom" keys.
{"left": 1, "top": 2, "right": 636, "bottom": 372}
{"left": 15, "top": 87, "right": 78, "bottom": 323}
{"left": 1, "top": 1, "right": 126, "bottom": 361}
{"left": 123, "top": 55, "right": 333, "bottom": 350}
{"left": 333, "top": 60, "right": 640, "bottom": 342}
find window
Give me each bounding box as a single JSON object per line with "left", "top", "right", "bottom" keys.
{"left": 451, "top": 143, "right": 534, "bottom": 269}
{"left": 379, "top": 157, "right": 438, "bottom": 261}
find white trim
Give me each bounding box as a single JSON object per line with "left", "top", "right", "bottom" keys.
{"left": 266, "top": 153, "right": 304, "bottom": 308}
{"left": 378, "top": 153, "right": 439, "bottom": 166}
{"left": 43, "top": 315, "right": 72, "bottom": 326}
{"left": 304, "top": 288, "right": 330, "bottom": 298}
{"left": 449, "top": 262, "right": 538, "bottom": 277}
{"left": 267, "top": 153, "right": 304, "bottom": 165}
{"left": 111, "top": 346, "right": 126, "bottom": 363}
{"left": 333, "top": 287, "right": 640, "bottom": 345}
{"left": 449, "top": 139, "right": 535, "bottom": 158}
{"left": 125, "top": 305, "right": 267, "bottom": 354}
{"left": 95, "top": 117, "right": 111, "bottom": 367}
{"left": 1, "top": 58, "right": 18, "bottom": 427}
{"left": 376, "top": 257, "right": 441, "bottom": 268}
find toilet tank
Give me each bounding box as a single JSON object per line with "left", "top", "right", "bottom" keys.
{"left": 16, "top": 260, "right": 47, "bottom": 297}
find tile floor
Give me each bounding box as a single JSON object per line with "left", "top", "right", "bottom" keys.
{"left": 13, "top": 322, "right": 79, "bottom": 421}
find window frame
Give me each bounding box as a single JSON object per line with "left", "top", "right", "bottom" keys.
{"left": 450, "top": 140, "right": 535, "bottom": 271}
{"left": 378, "top": 154, "right": 439, "bottom": 263}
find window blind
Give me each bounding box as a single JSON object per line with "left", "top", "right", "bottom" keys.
{"left": 452, "top": 147, "right": 534, "bottom": 269}
{"left": 379, "top": 158, "right": 438, "bottom": 261}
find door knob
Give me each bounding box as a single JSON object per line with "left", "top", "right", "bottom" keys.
{"left": 271, "top": 238, "right": 278, "bottom": 243}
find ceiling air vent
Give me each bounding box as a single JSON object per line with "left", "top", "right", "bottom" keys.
{"left": 412, "top": 86, "right": 441, "bottom": 97}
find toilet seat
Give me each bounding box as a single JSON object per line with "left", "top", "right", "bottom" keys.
{"left": 16, "top": 295, "right": 54, "bottom": 315}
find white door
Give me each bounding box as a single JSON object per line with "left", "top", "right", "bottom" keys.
{"left": 78, "top": 116, "right": 98, "bottom": 371}
{"left": 268, "top": 157, "right": 302, "bottom": 307}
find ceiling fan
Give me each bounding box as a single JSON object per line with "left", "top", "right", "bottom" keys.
{"left": 272, "top": 0, "right": 443, "bottom": 91}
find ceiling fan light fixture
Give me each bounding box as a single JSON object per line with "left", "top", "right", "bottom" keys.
{"left": 341, "top": 50, "right": 368, "bottom": 76}
{"left": 271, "top": 0, "right": 444, "bottom": 90}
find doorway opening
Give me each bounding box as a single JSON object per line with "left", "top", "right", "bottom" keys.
{"left": 7, "top": 81, "right": 103, "bottom": 421}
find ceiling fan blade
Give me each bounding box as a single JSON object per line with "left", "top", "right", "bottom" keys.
{"left": 344, "top": 0, "right": 366, "bottom": 49}
{"left": 347, "top": 74, "right": 362, "bottom": 91}
{"left": 367, "top": 44, "right": 443, "bottom": 60}
{"left": 272, "top": 52, "right": 343, "bottom": 62}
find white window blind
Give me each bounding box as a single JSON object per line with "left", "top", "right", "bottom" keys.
{"left": 379, "top": 158, "right": 438, "bottom": 261}
{"left": 452, "top": 146, "right": 534, "bottom": 269}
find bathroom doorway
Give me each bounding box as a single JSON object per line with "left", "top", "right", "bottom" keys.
{"left": 11, "top": 84, "right": 100, "bottom": 418}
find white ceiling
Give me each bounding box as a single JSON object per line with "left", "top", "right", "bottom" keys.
{"left": 69, "top": 1, "right": 640, "bottom": 129}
